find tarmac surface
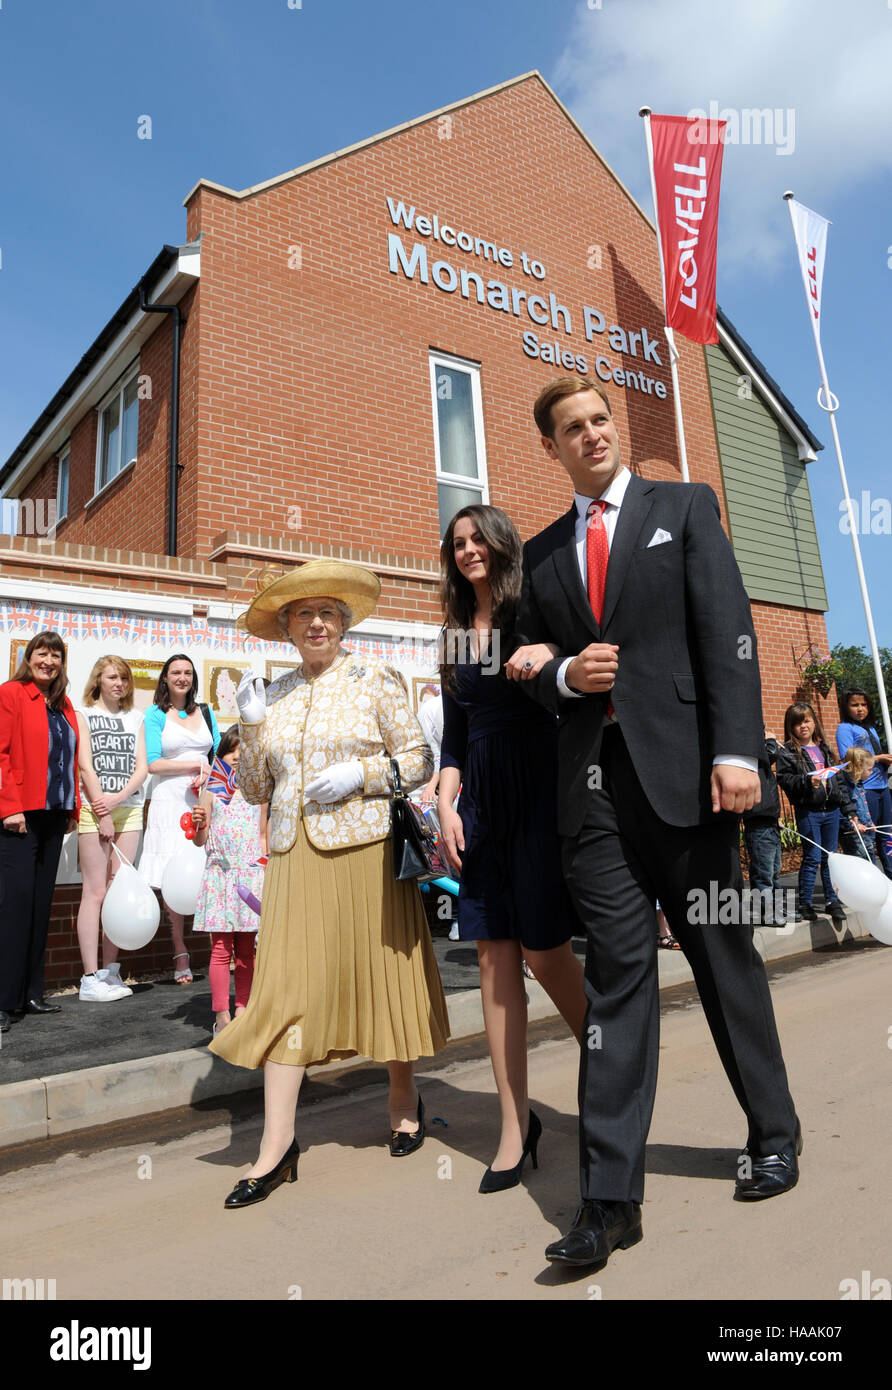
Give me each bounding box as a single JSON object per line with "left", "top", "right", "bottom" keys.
{"left": 2, "top": 943, "right": 889, "bottom": 1303}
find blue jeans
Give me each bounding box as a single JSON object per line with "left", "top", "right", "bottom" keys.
{"left": 745, "top": 824, "right": 781, "bottom": 894}
{"left": 795, "top": 808, "right": 841, "bottom": 905}
{"left": 864, "top": 786, "right": 892, "bottom": 877}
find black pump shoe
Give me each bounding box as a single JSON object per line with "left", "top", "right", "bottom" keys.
{"left": 389, "top": 1095, "right": 425, "bottom": 1156}
{"left": 479, "top": 1109, "right": 542, "bottom": 1194}
{"left": 223, "top": 1139, "right": 300, "bottom": 1209}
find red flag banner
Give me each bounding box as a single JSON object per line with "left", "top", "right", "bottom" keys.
{"left": 650, "top": 114, "right": 726, "bottom": 345}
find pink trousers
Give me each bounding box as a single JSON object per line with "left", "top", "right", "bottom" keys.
{"left": 209, "top": 933, "right": 256, "bottom": 1013}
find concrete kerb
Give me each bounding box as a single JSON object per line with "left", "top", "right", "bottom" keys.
{"left": 0, "top": 911, "right": 876, "bottom": 1150}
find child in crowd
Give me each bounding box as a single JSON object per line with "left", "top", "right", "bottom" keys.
{"left": 835, "top": 688, "right": 892, "bottom": 877}
{"left": 839, "top": 747, "right": 880, "bottom": 865}
{"left": 742, "top": 730, "right": 786, "bottom": 926}
{"left": 775, "top": 702, "right": 855, "bottom": 924}
{"left": 191, "top": 727, "right": 267, "bottom": 1035}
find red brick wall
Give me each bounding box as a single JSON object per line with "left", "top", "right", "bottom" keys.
{"left": 44, "top": 886, "right": 211, "bottom": 989}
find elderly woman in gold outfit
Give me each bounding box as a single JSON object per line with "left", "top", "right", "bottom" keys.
{"left": 210, "top": 561, "right": 450, "bottom": 1208}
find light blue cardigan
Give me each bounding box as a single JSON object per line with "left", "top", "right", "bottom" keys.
{"left": 143, "top": 703, "right": 221, "bottom": 765}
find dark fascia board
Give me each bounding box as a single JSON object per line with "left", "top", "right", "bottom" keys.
{"left": 716, "top": 304, "right": 823, "bottom": 453}
{"left": 0, "top": 244, "right": 181, "bottom": 488}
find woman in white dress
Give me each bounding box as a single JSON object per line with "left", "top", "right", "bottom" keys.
{"left": 139, "top": 654, "right": 220, "bottom": 982}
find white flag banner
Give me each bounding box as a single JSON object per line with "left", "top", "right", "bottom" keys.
{"left": 787, "top": 198, "right": 829, "bottom": 349}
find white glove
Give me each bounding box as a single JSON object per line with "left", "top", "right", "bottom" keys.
{"left": 304, "top": 760, "right": 364, "bottom": 804}
{"left": 236, "top": 670, "right": 267, "bottom": 724}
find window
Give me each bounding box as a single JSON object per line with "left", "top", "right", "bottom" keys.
{"left": 429, "top": 352, "right": 488, "bottom": 535}
{"left": 56, "top": 448, "right": 70, "bottom": 520}
{"left": 96, "top": 371, "right": 139, "bottom": 491}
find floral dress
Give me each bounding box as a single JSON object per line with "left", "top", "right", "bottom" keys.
{"left": 192, "top": 792, "right": 265, "bottom": 934}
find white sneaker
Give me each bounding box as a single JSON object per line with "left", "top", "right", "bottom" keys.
{"left": 448, "top": 922, "right": 460, "bottom": 941}
{"left": 79, "top": 974, "right": 131, "bottom": 1002}
{"left": 97, "top": 965, "right": 132, "bottom": 996}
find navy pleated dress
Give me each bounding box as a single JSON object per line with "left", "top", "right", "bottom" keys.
{"left": 440, "top": 661, "right": 577, "bottom": 950}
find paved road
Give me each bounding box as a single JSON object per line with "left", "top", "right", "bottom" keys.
{"left": 2, "top": 946, "right": 889, "bottom": 1302}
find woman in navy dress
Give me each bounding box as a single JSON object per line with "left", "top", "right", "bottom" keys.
{"left": 437, "top": 505, "right": 585, "bottom": 1193}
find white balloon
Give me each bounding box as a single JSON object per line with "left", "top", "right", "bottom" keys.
{"left": 161, "top": 842, "right": 207, "bottom": 916}
{"left": 858, "top": 882, "right": 892, "bottom": 946}
{"left": 827, "top": 852, "right": 890, "bottom": 911}
{"left": 102, "top": 864, "right": 160, "bottom": 950}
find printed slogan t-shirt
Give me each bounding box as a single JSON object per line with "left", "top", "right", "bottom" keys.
{"left": 79, "top": 707, "right": 145, "bottom": 806}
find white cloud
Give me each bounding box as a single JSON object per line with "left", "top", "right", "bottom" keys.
{"left": 550, "top": 0, "right": 892, "bottom": 271}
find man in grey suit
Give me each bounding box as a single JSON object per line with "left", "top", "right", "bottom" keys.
{"left": 509, "top": 376, "right": 800, "bottom": 1271}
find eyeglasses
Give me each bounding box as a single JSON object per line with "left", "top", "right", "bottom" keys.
{"left": 289, "top": 607, "right": 341, "bottom": 625}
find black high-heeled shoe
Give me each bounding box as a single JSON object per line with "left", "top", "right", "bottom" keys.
{"left": 223, "top": 1139, "right": 300, "bottom": 1209}
{"left": 479, "top": 1109, "right": 542, "bottom": 1194}
{"left": 389, "top": 1095, "right": 425, "bottom": 1156}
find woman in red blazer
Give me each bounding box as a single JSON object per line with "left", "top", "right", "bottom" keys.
{"left": 0, "top": 631, "right": 80, "bottom": 1031}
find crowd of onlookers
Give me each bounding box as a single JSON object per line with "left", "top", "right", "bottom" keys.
{"left": 1, "top": 627, "right": 890, "bottom": 1038}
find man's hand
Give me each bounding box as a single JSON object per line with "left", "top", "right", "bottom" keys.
{"left": 710, "top": 765, "right": 760, "bottom": 815}
{"left": 564, "top": 643, "right": 619, "bottom": 694}
{"left": 3, "top": 812, "right": 27, "bottom": 834}
{"left": 504, "top": 643, "right": 560, "bottom": 681}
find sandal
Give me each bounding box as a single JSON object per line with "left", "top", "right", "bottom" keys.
{"left": 659, "top": 934, "right": 681, "bottom": 950}
{"left": 173, "top": 952, "right": 193, "bottom": 984}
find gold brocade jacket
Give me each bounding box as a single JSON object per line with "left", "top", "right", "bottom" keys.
{"left": 238, "top": 651, "right": 432, "bottom": 852}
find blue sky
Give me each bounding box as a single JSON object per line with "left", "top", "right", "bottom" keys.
{"left": 1, "top": 0, "right": 890, "bottom": 653}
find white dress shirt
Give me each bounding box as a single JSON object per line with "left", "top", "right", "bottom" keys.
{"left": 551, "top": 468, "right": 756, "bottom": 772}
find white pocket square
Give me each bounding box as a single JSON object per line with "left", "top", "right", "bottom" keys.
{"left": 647, "top": 528, "right": 673, "bottom": 547}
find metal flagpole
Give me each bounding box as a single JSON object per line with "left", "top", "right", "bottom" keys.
{"left": 783, "top": 191, "right": 892, "bottom": 750}
{"left": 639, "top": 106, "right": 690, "bottom": 483}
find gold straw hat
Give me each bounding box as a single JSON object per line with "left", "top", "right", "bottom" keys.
{"left": 238, "top": 560, "right": 382, "bottom": 641}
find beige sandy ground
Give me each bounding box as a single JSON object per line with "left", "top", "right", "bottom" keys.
{"left": 2, "top": 948, "right": 890, "bottom": 1301}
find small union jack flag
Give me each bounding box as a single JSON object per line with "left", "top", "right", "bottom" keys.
{"left": 81, "top": 612, "right": 100, "bottom": 640}
{"left": 60, "top": 611, "right": 81, "bottom": 641}
{"left": 129, "top": 615, "right": 151, "bottom": 645}
{"left": 207, "top": 756, "right": 238, "bottom": 805}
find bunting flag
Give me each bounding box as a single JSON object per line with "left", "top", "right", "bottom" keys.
{"left": 649, "top": 113, "right": 726, "bottom": 345}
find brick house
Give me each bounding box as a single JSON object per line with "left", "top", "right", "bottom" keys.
{"left": 1, "top": 72, "right": 831, "bottom": 985}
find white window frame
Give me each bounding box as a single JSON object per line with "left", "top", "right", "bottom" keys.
{"left": 56, "top": 446, "right": 70, "bottom": 520}
{"left": 429, "top": 351, "right": 489, "bottom": 530}
{"left": 94, "top": 365, "right": 140, "bottom": 496}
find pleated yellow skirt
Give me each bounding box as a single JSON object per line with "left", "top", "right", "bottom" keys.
{"left": 208, "top": 817, "right": 450, "bottom": 1069}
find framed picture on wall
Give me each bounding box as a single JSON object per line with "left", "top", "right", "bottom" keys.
{"left": 266, "top": 659, "right": 298, "bottom": 684}
{"left": 129, "top": 660, "right": 165, "bottom": 712}
{"left": 412, "top": 677, "right": 440, "bottom": 714}
{"left": 204, "top": 660, "right": 251, "bottom": 721}
{"left": 8, "top": 638, "right": 30, "bottom": 679}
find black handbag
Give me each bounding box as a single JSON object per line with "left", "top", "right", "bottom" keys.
{"left": 389, "top": 758, "right": 447, "bottom": 883}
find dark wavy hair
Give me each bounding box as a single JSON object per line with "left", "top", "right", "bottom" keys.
{"left": 11, "top": 630, "right": 69, "bottom": 708}
{"left": 153, "top": 653, "right": 199, "bottom": 714}
{"left": 438, "top": 504, "right": 521, "bottom": 693}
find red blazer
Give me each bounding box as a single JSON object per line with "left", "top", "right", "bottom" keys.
{"left": 0, "top": 679, "right": 81, "bottom": 819}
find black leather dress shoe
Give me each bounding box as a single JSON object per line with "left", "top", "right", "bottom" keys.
{"left": 389, "top": 1095, "right": 425, "bottom": 1156}
{"left": 224, "top": 1139, "right": 300, "bottom": 1209}
{"left": 545, "top": 1199, "right": 643, "bottom": 1270}
{"left": 26, "top": 997, "right": 62, "bottom": 1014}
{"left": 0, "top": 1010, "right": 10, "bottom": 1032}
{"left": 735, "top": 1120, "right": 803, "bottom": 1200}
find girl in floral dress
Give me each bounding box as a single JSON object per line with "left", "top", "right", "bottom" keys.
{"left": 192, "top": 728, "right": 268, "bottom": 1035}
